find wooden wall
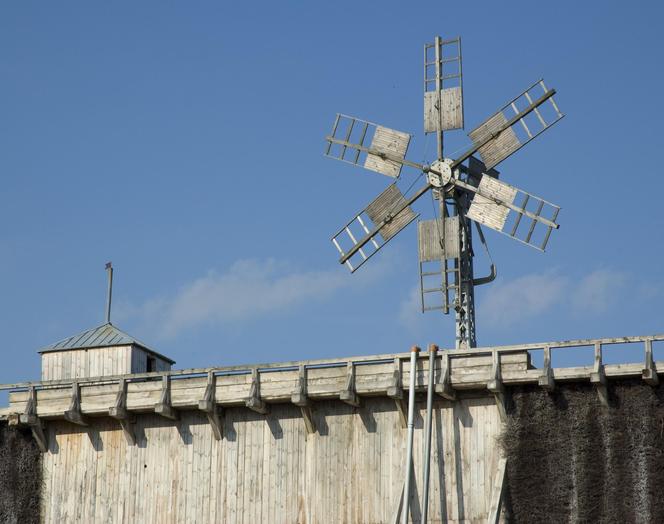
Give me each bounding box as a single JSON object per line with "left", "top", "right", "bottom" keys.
{"left": 41, "top": 396, "right": 502, "bottom": 523}
{"left": 41, "top": 346, "right": 134, "bottom": 381}
{"left": 41, "top": 346, "right": 170, "bottom": 381}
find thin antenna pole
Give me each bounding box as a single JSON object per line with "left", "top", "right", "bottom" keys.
{"left": 105, "top": 262, "right": 113, "bottom": 324}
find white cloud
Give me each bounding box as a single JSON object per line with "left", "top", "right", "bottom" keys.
{"left": 571, "top": 268, "right": 627, "bottom": 314}
{"left": 118, "top": 257, "right": 390, "bottom": 340}
{"left": 479, "top": 270, "right": 569, "bottom": 327}
{"left": 396, "top": 267, "right": 632, "bottom": 330}
{"left": 398, "top": 285, "right": 427, "bottom": 332}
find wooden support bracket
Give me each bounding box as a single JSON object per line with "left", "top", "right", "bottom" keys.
{"left": 434, "top": 351, "right": 456, "bottom": 400}
{"left": 198, "top": 371, "right": 224, "bottom": 440}
{"left": 386, "top": 358, "right": 407, "bottom": 428}
{"left": 64, "top": 382, "right": 89, "bottom": 426}
{"left": 487, "top": 456, "right": 508, "bottom": 523}
{"left": 291, "top": 365, "right": 315, "bottom": 434}
{"left": 18, "top": 387, "right": 48, "bottom": 452}
{"left": 155, "top": 375, "right": 179, "bottom": 420}
{"left": 642, "top": 339, "right": 659, "bottom": 386}
{"left": 590, "top": 342, "right": 609, "bottom": 407}
{"left": 245, "top": 368, "right": 269, "bottom": 415}
{"left": 340, "top": 361, "right": 361, "bottom": 407}
{"left": 487, "top": 352, "right": 507, "bottom": 423}
{"left": 538, "top": 346, "right": 555, "bottom": 391}
{"left": 109, "top": 378, "right": 136, "bottom": 445}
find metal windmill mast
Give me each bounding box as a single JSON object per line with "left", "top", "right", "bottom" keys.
{"left": 324, "top": 35, "right": 564, "bottom": 349}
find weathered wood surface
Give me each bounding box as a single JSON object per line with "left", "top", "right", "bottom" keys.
{"left": 41, "top": 345, "right": 170, "bottom": 381}
{"left": 40, "top": 396, "right": 502, "bottom": 524}
{"left": 41, "top": 345, "right": 134, "bottom": 381}
{"left": 3, "top": 334, "right": 663, "bottom": 423}
{"left": 6, "top": 356, "right": 664, "bottom": 422}
{"left": 5, "top": 353, "right": 530, "bottom": 420}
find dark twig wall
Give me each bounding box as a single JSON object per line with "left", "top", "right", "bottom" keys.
{"left": 0, "top": 422, "right": 42, "bottom": 524}
{"left": 502, "top": 380, "right": 664, "bottom": 523}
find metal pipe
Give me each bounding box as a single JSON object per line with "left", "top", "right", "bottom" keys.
{"left": 402, "top": 345, "right": 420, "bottom": 524}
{"left": 421, "top": 344, "right": 438, "bottom": 523}
{"left": 105, "top": 262, "right": 113, "bottom": 324}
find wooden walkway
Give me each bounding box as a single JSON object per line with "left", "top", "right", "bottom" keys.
{"left": 2, "top": 333, "right": 662, "bottom": 448}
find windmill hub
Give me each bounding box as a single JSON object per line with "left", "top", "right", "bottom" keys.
{"left": 427, "top": 159, "right": 454, "bottom": 189}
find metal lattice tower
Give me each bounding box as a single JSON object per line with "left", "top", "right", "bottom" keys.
{"left": 323, "top": 35, "right": 564, "bottom": 349}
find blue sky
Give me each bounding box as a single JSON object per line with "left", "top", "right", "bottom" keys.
{"left": 1, "top": 1, "right": 663, "bottom": 384}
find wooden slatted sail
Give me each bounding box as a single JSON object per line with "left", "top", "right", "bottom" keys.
{"left": 424, "top": 87, "right": 463, "bottom": 132}
{"left": 364, "top": 126, "right": 411, "bottom": 178}
{"left": 366, "top": 184, "right": 418, "bottom": 241}
{"left": 424, "top": 36, "right": 464, "bottom": 132}
{"left": 324, "top": 114, "right": 411, "bottom": 178}
{"left": 331, "top": 184, "right": 419, "bottom": 272}
{"left": 467, "top": 79, "right": 563, "bottom": 170}
{"left": 465, "top": 174, "right": 561, "bottom": 251}
{"left": 418, "top": 217, "right": 460, "bottom": 262}
{"left": 466, "top": 176, "right": 517, "bottom": 232}
{"left": 468, "top": 112, "right": 521, "bottom": 170}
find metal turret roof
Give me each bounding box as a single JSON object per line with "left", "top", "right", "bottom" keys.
{"left": 39, "top": 322, "right": 175, "bottom": 364}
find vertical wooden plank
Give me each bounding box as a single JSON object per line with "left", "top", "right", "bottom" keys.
{"left": 228, "top": 408, "right": 240, "bottom": 524}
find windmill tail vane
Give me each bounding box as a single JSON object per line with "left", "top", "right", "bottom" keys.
{"left": 322, "top": 35, "right": 564, "bottom": 349}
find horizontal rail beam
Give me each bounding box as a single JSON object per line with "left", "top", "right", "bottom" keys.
{"left": 1, "top": 333, "right": 662, "bottom": 394}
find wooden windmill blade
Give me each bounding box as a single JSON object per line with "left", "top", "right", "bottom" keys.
{"left": 424, "top": 36, "right": 464, "bottom": 133}
{"left": 466, "top": 79, "right": 563, "bottom": 170}
{"left": 331, "top": 184, "right": 421, "bottom": 272}
{"left": 458, "top": 174, "right": 561, "bottom": 251}
{"left": 417, "top": 215, "right": 461, "bottom": 313}
{"left": 324, "top": 114, "right": 412, "bottom": 178}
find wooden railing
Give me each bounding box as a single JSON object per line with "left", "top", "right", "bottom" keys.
{"left": 1, "top": 333, "right": 662, "bottom": 451}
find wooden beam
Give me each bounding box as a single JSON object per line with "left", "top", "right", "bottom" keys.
{"left": 590, "top": 342, "right": 609, "bottom": 407}
{"left": 538, "top": 346, "right": 555, "bottom": 391}
{"left": 642, "top": 339, "right": 659, "bottom": 386}
{"left": 435, "top": 351, "right": 456, "bottom": 400}
{"left": 340, "top": 362, "right": 361, "bottom": 407}
{"left": 291, "top": 365, "right": 315, "bottom": 434}
{"left": 390, "top": 479, "right": 406, "bottom": 524}
{"left": 487, "top": 457, "right": 508, "bottom": 523}
{"left": 198, "top": 371, "right": 224, "bottom": 440}
{"left": 29, "top": 421, "right": 48, "bottom": 453}
{"left": 386, "top": 358, "right": 407, "bottom": 428}
{"left": 245, "top": 368, "right": 269, "bottom": 415}
{"left": 18, "top": 387, "right": 48, "bottom": 452}
{"left": 64, "top": 382, "right": 88, "bottom": 426}
{"left": 155, "top": 375, "right": 179, "bottom": 420}
{"left": 487, "top": 352, "right": 507, "bottom": 423}
{"left": 109, "top": 378, "right": 136, "bottom": 445}
{"left": 19, "top": 386, "right": 39, "bottom": 426}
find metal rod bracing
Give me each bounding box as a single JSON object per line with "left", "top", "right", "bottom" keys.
{"left": 402, "top": 346, "right": 420, "bottom": 524}
{"left": 421, "top": 345, "right": 437, "bottom": 523}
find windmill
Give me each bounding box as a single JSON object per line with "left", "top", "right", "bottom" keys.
{"left": 323, "top": 36, "right": 564, "bottom": 349}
